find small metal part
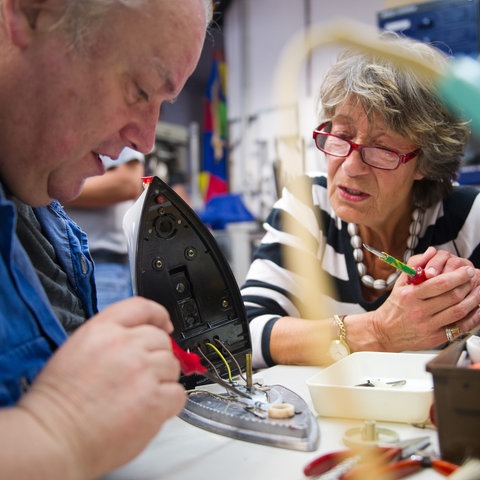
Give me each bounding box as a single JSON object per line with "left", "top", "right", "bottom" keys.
{"left": 244, "top": 405, "right": 268, "bottom": 419}
{"left": 355, "top": 379, "right": 407, "bottom": 387}
{"left": 387, "top": 379, "right": 407, "bottom": 387}
{"left": 355, "top": 380, "right": 375, "bottom": 387}
{"left": 246, "top": 353, "right": 253, "bottom": 389}
{"left": 176, "top": 282, "right": 186, "bottom": 294}
{"left": 363, "top": 243, "right": 388, "bottom": 261}
{"left": 152, "top": 257, "right": 164, "bottom": 270}
{"left": 201, "top": 371, "right": 251, "bottom": 399}
{"left": 220, "top": 298, "right": 230, "bottom": 309}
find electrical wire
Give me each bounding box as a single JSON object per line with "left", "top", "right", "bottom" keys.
{"left": 214, "top": 337, "right": 247, "bottom": 382}
{"left": 195, "top": 345, "right": 221, "bottom": 378}
{"left": 205, "top": 342, "right": 234, "bottom": 382}
{"left": 187, "top": 390, "right": 236, "bottom": 401}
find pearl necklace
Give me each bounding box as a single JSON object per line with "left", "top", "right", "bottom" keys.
{"left": 347, "top": 208, "right": 423, "bottom": 290}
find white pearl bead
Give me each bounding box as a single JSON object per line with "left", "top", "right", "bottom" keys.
{"left": 373, "top": 279, "right": 387, "bottom": 290}
{"left": 407, "top": 236, "right": 419, "bottom": 249}
{"left": 357, "top": 262, "right": 367, "bottom": 276}
{"left": 362, "top": 275, "right": 375, "bottom": 287}
{"left": 353, "top": 248, "right": 364, "bottom": 262}
{"left": 347, "top": 223, "right": 357, "bottom": 236}
{"left": 351, "top": 235, "right": 362, "bottom": 249}
{"left": 386, "top": 271, "right": 400, "bottom": 286}
{"left": 409, "top": 221, "right": 421, "bottom": 236}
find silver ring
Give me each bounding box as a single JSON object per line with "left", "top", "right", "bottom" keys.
{"left": 445, "top": 325, "right": 461, "bottom": 342}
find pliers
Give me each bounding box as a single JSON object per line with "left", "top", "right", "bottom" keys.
{"left": 303, "top": 436, "right": 458, "bottom": 479}
{"left": 170, "top": 337, "right": 251, "bottom": 399}
{"left": 376, "top": 454, "right": 458, "bottom": 479}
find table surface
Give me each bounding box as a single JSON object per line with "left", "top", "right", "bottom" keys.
{"left": 103, "top": 364, "right": 443, "bottom": 480}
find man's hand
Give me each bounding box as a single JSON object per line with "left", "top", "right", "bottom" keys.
{"left": 17, "top": 297, "right": 185, "bottom": 479}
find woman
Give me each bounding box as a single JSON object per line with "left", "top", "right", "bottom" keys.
{"left": 241, "top": 35, "right": 480, "bottom": 369}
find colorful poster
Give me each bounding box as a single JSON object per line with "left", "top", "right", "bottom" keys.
{"left": 200, "top": 50, "right": 229, "bottom": 202}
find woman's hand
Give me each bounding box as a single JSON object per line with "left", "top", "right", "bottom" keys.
{"left": 372, "top": 248, "right": 480, "bottom": 351}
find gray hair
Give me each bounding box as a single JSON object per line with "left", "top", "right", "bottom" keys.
{"left": 317, "top": 34, "right": 470, "bottom": 209}
{"left": 37, "top": 0, "right": 213, "bottom": 50}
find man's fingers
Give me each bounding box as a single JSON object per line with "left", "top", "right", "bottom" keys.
{"left": 98, "top": 297, "right": 174, "bottom": 332}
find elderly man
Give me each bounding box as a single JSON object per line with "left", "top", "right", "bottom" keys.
{"left": 0, "top": 0, "right": 211, "bottom": 478}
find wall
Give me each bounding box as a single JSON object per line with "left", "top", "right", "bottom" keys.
{"left": 157, "top": 1, "right": 433, "bottom": 218}
{"left": 223, "top": 0, "right": 410, "bottom": 219}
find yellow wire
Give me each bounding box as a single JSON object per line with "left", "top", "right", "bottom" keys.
{"left": 205, "top": 342, "right": 233, "bottom": 382}
{"left": 214, "top": 337, "right": 247, "bottom": 381}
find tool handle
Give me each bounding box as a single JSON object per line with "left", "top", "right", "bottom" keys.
{"left": 407, "top": 267, "right": 427, "bottom": 285}
{"left": 376, "top": 459, "right": 423, "bottom": 479}
{"left": 379, "top": 458, "right": 458, "bottom": 479}
{"left": 432, "top": 459, "right": 458, "bottom": 475}
{"left": 170, "top": 338, "right": 207, "bottom": 375}
{"left": 341, "top": 448, "right": 402, "bottom": 480}
{"left": 303, "top": 451, "right": 351, "bottom": 476}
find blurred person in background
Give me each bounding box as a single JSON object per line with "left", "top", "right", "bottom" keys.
{"left": 65, "top": 147, "right": 145, "bottom": 310}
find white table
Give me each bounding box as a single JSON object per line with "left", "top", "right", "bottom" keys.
{"left": 103, "top": 365, "right": 443, "bottom": 480}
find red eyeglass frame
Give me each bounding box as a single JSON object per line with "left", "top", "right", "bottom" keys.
{"left": 312, "top": 122, "right": 421, "bottom": 170}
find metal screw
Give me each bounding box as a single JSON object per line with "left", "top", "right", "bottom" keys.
{"left": 153, "top": 258, "right": 164, "bottom": 270}
{"left": 221, "top": 298, "right": 230, "bottom": 309}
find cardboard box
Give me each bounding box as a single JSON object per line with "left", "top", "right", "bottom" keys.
{"left": 426, "top": 333, "right": 480, "bottom": 464}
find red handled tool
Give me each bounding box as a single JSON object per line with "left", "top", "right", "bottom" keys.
{"left": 303, "top": 436, "right": 458, "bottom": 479}
{"left": 374, "top": 456, "right": 458, "bottom": 479}
{"left": 303, "top": 437, "right": 436, "bottom": 480}
{"left": 170, "top": 338, "right": 251, "bottom": 399}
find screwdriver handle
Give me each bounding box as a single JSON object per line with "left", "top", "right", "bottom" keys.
{"left": 407, "top": 267, "right": 427, "bottom": 285}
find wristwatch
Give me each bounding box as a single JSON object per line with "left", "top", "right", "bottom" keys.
{"left": 329, "top": 315, "right": 351, "bottom": 362}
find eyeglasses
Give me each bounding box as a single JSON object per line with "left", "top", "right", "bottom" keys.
{"left": 312, "top": 122, "right": 420, "bottom": 171}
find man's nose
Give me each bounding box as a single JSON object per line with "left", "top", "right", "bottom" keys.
{"left": 121, "top": 108, "right": 159, "bottom": 154}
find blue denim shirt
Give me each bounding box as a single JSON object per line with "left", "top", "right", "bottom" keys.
{"left": 34, "top": 200, "right": 97, "bottom": 320}
{"left": 0, "top": 187, "right": 96, "bottom": 405}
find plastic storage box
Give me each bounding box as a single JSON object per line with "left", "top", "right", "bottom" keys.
{"left": 306, "top": 352, "right": 436, "bottom": 424}
{"left": 426, "top": 332, "right": 480, "bottom": 464}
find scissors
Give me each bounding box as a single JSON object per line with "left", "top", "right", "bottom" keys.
{"left": 303, "top": 436, "right": 458, "bottom": 479}
{"left": 170, "top": 337, "right": 251, "bottom": 399}
{"left": 363, "top": 243, "right": 427, "bottom": 285}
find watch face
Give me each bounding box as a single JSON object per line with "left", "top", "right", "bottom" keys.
{"left": 329, "top": 339, "right": 350, "bottom": 362}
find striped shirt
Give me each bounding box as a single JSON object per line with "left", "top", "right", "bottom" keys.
{"left": 240, "top": 174, "right": 480, "bottom": 368}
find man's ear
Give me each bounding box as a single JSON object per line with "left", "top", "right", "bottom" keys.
{"left": 2, "top": 0, "right": 38, "bottom": 48}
